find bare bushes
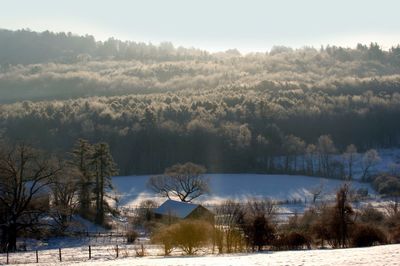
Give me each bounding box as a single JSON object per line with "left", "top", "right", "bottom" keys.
{"left": 126, "top": 230, "right": 138, "bottom": 244}
{"left": 150, "top": 186, "right": 398, "bottom": 256}
{"left": 350, "top": 224, "right": 387, "bottom": 247}
{"left": 214, "top": 200, "right": 246, "bottom": 253}
{"left": 152, "top": 220, "right": 213, "bottom": 255}
{"left": 214, "top": 199, "right": 278, "bottom": 253}
{"left": 273, "top": 232, "right": 311, "bottom": 250}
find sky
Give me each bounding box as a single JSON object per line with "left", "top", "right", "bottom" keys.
{"left": 1, "top": 0, "right": 400, "bottom": 53}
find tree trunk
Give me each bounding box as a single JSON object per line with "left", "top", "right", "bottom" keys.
{"left": 7, "top": 224, "right": 17, "bottom": 252}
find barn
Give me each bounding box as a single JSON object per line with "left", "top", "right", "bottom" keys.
{"left": 154, "top": 199, "right": 214, "bottom": 222}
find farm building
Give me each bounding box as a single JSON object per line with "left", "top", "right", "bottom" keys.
{"left": 154, "top": 199, "right": 214, "bottom": 222}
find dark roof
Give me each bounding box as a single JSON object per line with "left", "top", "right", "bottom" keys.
{"left": 154, "top": 199, "right": 201, "bottom": 219}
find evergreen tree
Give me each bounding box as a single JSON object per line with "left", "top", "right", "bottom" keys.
{"left": 70, "top": 139, "right": 94, "bottom": 217}
{"left": 91, "top": 142, "right": 118, "bottom": 225}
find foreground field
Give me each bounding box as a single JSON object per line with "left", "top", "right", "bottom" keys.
{"left": 13, "top": 244, "right": 400, "bottom": 266}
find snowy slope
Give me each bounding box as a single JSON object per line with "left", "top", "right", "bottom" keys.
{"left": 112, "top": 174, "right": 373, "bottom": 207}
{"left": 10, "top": 244, "right": 400, "bottom": 266}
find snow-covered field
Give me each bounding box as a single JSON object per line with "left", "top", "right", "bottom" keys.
{"left": 112, "top": 174, "right": 373, "bottom": 207}
{"left": 7, "top": 244, "right": 400, "bottom": 266}
{"left": 110, "top": 147, "right": 400, "bottom": 208}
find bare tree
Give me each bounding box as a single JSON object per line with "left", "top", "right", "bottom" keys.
{"left": 148, "top": 162, "right": 208, "bottom": 202}
{"left": 0, "top": 143, "right": 61, "bottom": 252}
{"left": 283, "top": 135, "right": 305, "bottom": 172}
{"left": 361, "top": 149, "right": 380, "bottom": 181}
{"left": 333, "top": 183, "right": 354, "bottom": 248}
{"left": 49, "top": 165, "right": 81, "bottom": 234}
{"left": 317, "top": 135, "right": 336, "bottom": 177}
{"left": 305, "top": 144, "right": 317, "bottom": 175}
{"left": 342, "top": 144, "right": 357, "bottom": 180}
{"left": 308, "top": 181, "right": 325, "bottom": 204}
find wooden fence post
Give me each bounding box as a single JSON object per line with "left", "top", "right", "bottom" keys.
{"left": 36, "top": 250, "right": 39, "bottom": 263}
{"left": 6, "top": 250, "right": 8, "bottom": 264}
{"left": 59, "top": 248, "right": 62, "bottom": 262}
{"left": 116, "top": 245, "right": 119, "bottom": 258}
{"left": 89, "top": 245, "right": 91, "bottom": 259}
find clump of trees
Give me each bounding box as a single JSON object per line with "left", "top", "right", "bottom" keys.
{"left": 213, "top": 199, "right": 278, "bottom": 253}
{"left": 0, "top": 139, "right": 118, "bottom": 252}
{"left": 70, "top": 139, "right": 119, "bottom": 225}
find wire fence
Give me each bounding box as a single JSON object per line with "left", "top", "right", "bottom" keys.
{"left": 0, "top": 241, "right": 156, "bottom": 265}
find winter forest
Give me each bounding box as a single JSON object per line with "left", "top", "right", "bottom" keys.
{"left": 1, "top": 29, "right": 400, "bottom": 174}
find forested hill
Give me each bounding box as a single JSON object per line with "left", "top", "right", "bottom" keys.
{"left": 1, "top": 29, "right": 400, "bottom": 103}
{"left": 1, "top": 29, "right": 400, "bottom": 175}
{"left": 1, "top": 81, "right": 400, "bottom": 175}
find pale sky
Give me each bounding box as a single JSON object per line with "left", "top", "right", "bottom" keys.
{"left": 1, "top": 0, "right": 400, "bottom": 52}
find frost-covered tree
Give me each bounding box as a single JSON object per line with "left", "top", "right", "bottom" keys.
{"left": 361, "top": 149, "right": 380, "bottom": 181}
{"left": 342, "top": 144, "right": 358, "bottom": 180}
{"left": 317, "top": 135, "right": 337, "bottom": 177}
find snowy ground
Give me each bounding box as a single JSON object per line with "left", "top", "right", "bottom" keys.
{"left": 110, "top": 148, "right": 400, "bottom": 208}
{"left": 6, "top": 244, "right": 400, "bottom": 266}
{"left": 112, "top": 174, "right": 373, "bottom": 208}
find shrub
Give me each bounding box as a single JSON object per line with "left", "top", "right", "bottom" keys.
{"left": 134, "top": 200, "right": 157, "bottom": 226}
{"left": 252, "top": 216, "right": 276, "bottom": 251}
{"left": 286, "top": 232, "right": 311, "bottom": 250}
{"left": 213, "top": 227, "right": 224, "bottom": 254}
{"left": 173, "top": 220, "right": 213, "bottom": 255}
{"left": 310, "top": 205, "right": 335, "bottom": 248}
{"left": 135, "top": 244, "right": 146, "bottom": 257}
{"left": 350, "top": 224, "right": 387, "bottom": 247}
{"left": 151, "top": 226, "right": 175, "bottom": 255}
{"left": 126, "top": 230, "right": 138, "bottom": 243}
{"left": 273, "top": 231, "right": 311, "bottom": 250}
{"left": 241, "top": 199, "right": 277, "bottom": 251}
{"left": 152, "top": 219, "right": 213, "bottom": 255}
{"left": 390, "top": 225, "right": 400, "bottom": 243}
{"left": 358, "top": 205, "right": 385, "bottom": 225}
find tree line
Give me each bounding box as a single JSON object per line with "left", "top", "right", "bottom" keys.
{"left": 2, "top": 29, "right": 399, "bottom": 66}
{"left": 0, "top": 81, "right": 399, "bottom": 175}
{"left": 1, "top": 30, "right": 400, "bottom": 103}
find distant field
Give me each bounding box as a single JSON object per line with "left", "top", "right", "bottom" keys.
{"left": 112, "top": 173, "right": 373, "bottom": 207}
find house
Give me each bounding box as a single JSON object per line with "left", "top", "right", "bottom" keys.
{"left": 154, "top": 199, "right": 214, "bottom": 222}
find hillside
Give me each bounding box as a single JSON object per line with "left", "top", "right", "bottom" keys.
{"left": 112, "top": 173, "right": 373, "bottom": 207}
{"left": 1, "top": 29, "right": 400, "bottom": 174}
{"left": 1, "top": 29, "right": 400, "bottom": 103}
